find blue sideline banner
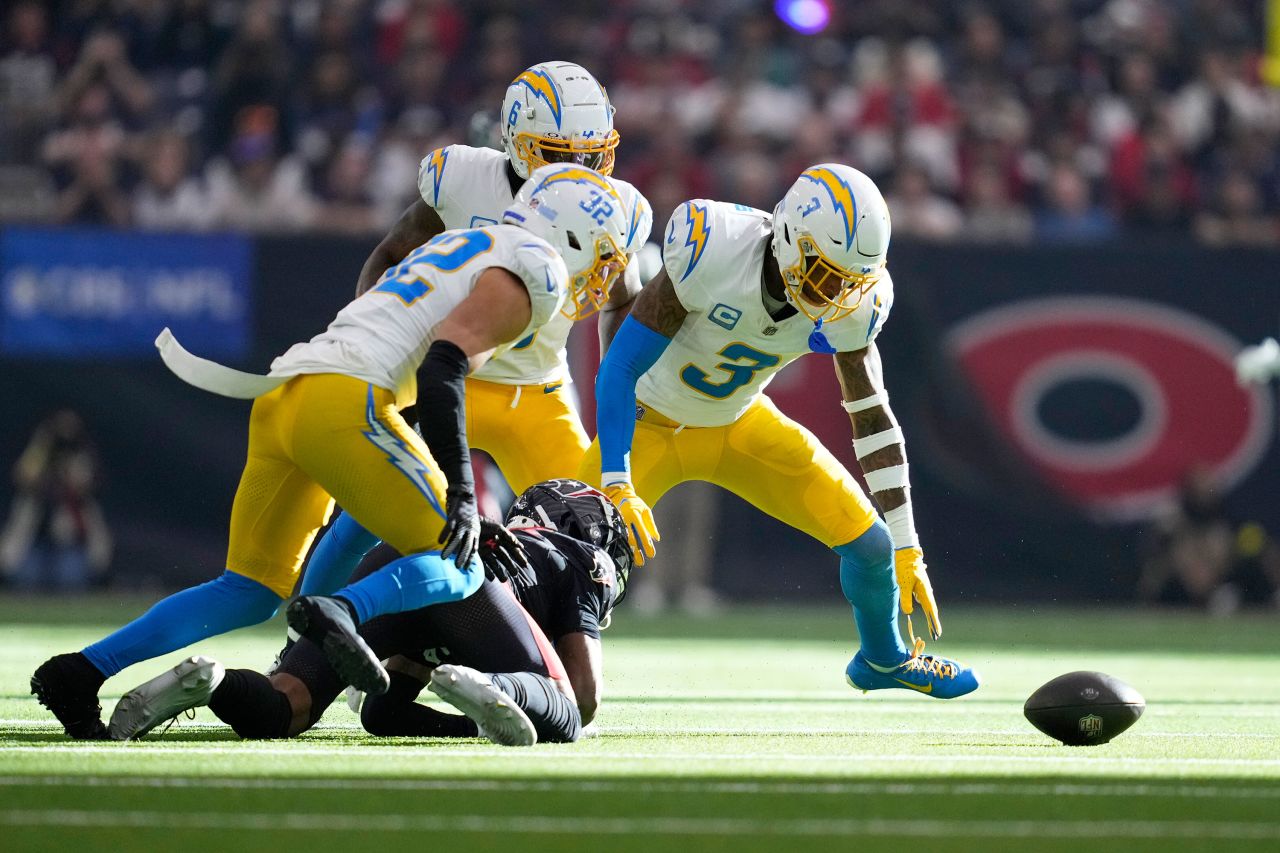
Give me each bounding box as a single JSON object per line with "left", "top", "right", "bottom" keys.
{"left": 0, "top": 228, "right": 252, "bottom": 358}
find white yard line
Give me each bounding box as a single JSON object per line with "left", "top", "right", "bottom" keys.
{"left": 0, "top": 719, "right": 1276, "bottom": 739}
{"left": 1, "top": 809, "right": 1279, "bottom": 840}
{"left": 0, "top": 775, "right": 1278, "bottom": 800}
{"left": 2, "top": 744, "right": 1280, "bottom": 767}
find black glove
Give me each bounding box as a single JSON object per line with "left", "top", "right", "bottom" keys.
{"left": 478, "top": 518, "right": 529, "bottom": 582}
{"left": 438, "top": 484, "right": 480, "bottom": 571}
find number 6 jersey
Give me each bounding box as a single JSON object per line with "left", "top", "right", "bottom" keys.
{"left": 636, "top": 200, "right": 895, "bottom": 427}
{"left": 269, "top": 224, "right": 567, "bottom": 408}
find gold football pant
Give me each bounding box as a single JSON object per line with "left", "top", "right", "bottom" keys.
{"left": 465, "top": 376, "right": 590, "bottom": 496}
{"left": 579, "top": 395, "right": 878, "bottom": 548}
{"left": 226, "top": 373, "right": 448, "bottom": 597}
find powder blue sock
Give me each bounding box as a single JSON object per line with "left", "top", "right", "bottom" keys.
{"left": 82, "top": 570, "right": 282, "bottom": 678}
{"left": 299, "top": 511, "right": 381, "bottom": 596}
{"left": 334, "top": 550, "right": 483, "bottom": 624}
{"left": 834, "top": 519, "right": 909, "bottom": 668}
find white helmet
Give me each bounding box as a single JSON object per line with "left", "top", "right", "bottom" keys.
{"left": 610, "top": 178, "right": 654, "bottom": 256}
{"left": 500, "top": 61, "right": 619, "bottom": 180}
{"left": 503, "top": 163, "right": 630, "bottom": 319}
{"left": 771, "top": 163, "right": 890, "bottom": 322}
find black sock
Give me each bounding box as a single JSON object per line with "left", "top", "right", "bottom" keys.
{"left": 362, "top": 670, "right": 478, "bottom": 737}
{"left": 208, "top": 669, "right": 293, "bottom": 739}
{"left": 489, "top": 672, "right": 582, "bottom": 743}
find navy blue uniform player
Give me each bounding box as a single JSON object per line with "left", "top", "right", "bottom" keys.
{"left": 108, "top": 480, "right": 629, "bottom": 746}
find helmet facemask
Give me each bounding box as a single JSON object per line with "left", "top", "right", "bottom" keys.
{"left": 562, "top": 230, "right": 628, "bottom": 320}
{"left": 780, "top": 233, "right": 881, "bottom": 322}
{"left": 512, "top": 130, "right": 619, "bottom": 178}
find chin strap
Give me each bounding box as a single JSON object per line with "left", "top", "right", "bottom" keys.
{"left": 808, "top": 317, "right": 837, "bottom": 354}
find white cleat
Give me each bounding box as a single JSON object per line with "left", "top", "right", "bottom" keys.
{"left": 427, "top": 664, "right": 536, "bottom": 747}
{"left": 108, "top": 656, "right": 225, "bottom": 741}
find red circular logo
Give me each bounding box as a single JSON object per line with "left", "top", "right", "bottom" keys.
{"left": 947, "top": 297, "right": 1273, "bottom": 519}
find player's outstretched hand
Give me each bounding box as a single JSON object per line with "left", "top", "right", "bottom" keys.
{"left": 439, "top": 484, "right": 481, "bottom": 572}
{"left": 478, "top": 518, "right": 528, "bottom": 582}
{"left": 894, "top": 547, "right": 941, "bottom": 640}
{"left": 1236, "top": 337, "right": 1280, "bottom": 386}
{"left": 603, "top": 482, "right": 659, "bottom": 566}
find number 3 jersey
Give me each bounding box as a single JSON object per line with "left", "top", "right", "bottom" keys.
{"left": 636, "top": 200, "right": 895, "bottom": 427}
{"left": 418, "top": 143, "right": 651, "bottom": 385}
{"left": 269, "top": 224, "right": 566, "bottom": 408}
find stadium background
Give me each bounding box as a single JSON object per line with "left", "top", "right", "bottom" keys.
{"left": 1, "top": 0, "right": 1278, "bottom": 607}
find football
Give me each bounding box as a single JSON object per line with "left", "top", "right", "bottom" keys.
{"left": 1023, "top": 671, "right": 1145, "bottom": 746}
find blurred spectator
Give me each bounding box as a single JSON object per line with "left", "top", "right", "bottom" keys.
{"left": 0, "top": 1, "right": 57, "bottom": 163}
{"left": 2, "top": 0, "right": 1277, "bottom": 241}
{"left": 0, "top": 410, "right": 112, "bottom": 592}
{"left": 960, "top": 162, "right": 1033, "bottom": 243}
{"left": 1194, "top": 168, "right": 1279, "bottom": 245}
{"left": 205, "top": 107, "right": 317, "bottom": 232}
{"left": 208, "top": 2, "right": 292, "bottom": 155}
{"left": 1139, "top": 467, "right": 1279, "bottom": 613}
{"left": 886, "top": 163, "right": 963, "bottom": 240}
{"left": 317, "top": 142, "right": 381, "bottom": 235}
{"left": 1034, "top": 163, "right": 1118, "bottom": 243}
{"left": 131, "top": 130, "right": 213, "bottom": 231}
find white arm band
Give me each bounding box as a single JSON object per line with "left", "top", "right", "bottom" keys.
{"left": 601, "top": 471, "right": 630, "bottom": 487}
{"left": 842, "top": 392, "right": 888, "bottom": 413}
{"left": 882, "top": 502, "right": 920, "bottom": 549}
{"left": 852, "top": 426, "right": 903, "bottom": 460}
{"left": 864, "top": 463, "right": 909, "bottom": 493}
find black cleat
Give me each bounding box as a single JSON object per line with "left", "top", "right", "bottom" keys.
{"left": 31, "top": 653, "right": 110, "bottom": 740}
{"left": 286, "top": 596, "right": 390, "bottom": 695}
{"left": 264, "top": 629, "right": 298, "bottom": 676}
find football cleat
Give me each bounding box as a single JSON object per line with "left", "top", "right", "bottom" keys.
{"left": 427, "top": 664, "right": 536, "bottom": 747}
{"left": 845, "top": 640, "right": 980, "bottom": 699}
{"left": 30, "top": 653, "right": 109, "bottom": 740}
{"left": 108, "top": 656, "right": 225, "bottom": 741}
{"left": 286, "top": 595, "right": 390, "bottom": 695}
{"left": 264, "top": 628, "right": 299, "bottom": 676}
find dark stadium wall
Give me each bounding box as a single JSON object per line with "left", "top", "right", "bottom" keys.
{"left": 2, "top": 231, "right": 1276, "bottom": 602}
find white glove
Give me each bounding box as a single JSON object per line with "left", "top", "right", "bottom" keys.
{"left": 1236, "top": 338, "right": 1280, "bottom": 386}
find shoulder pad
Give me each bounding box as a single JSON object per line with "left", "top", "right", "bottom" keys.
{"left": 510, "top": 236, "right": 569, "bottom": 327}
{"left": 417, "top": 145, "right": 507, "bottom": 210}
{"left": 608, "top": 177, "right": 654, "bottom": 255}
{"left": 827, "top": 269, "right": 896, "bottom": 352}
{"left": 662, "top": 199, "right": 716, "bottom": 286}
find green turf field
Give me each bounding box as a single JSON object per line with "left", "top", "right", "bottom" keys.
{"left": 1, "top": 597, "right": 1278, "bottom": 852}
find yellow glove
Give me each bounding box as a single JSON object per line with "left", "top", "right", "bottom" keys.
{"left": 603, "top": 481, "right": 660, "bottom": 566}
{"left": 894, "top": 546, "right": 941, "bottom": 640}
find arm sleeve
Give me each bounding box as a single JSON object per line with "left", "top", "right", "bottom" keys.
{"left": 595, "top": 315, "right": 673, "bottom": 480}
{"left": 414, "top": 339, "right": 473, "bottom": 491}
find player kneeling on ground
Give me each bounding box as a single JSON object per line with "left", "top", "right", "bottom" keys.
{"left": 108, "top": 480, "right": 630, "bottom": 746}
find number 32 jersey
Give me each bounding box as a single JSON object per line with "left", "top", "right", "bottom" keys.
{"left": 635, "top": 200, "right": 895, "bottom": 427}
{"left": 419, "top": 143, "right": 651, "bottom": 385}
{"left": 270, "top": 224, "right": 566, "bottom": 407}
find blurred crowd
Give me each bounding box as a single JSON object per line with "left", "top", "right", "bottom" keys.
{"left": 2, "top": 0, "right": 1279, "bottom": 244}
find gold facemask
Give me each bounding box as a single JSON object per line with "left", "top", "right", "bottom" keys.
{"left": 780, "top": 234, "right": 882, "bottom": 322}
{"left": 514, "top": 130, "right": 620, "bottom": 177}
{"left": 563, "top": 232, "right": 628, "bottom": 320}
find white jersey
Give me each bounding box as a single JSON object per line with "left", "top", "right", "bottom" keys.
{"left": 416, "top": 143, "right": 650, "bottom": 385}
{"left": 270, "top": 224, "right": 566, "bottom": 407}
{"left": 635, "top": 200, "right": 894, "bottom": 427}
